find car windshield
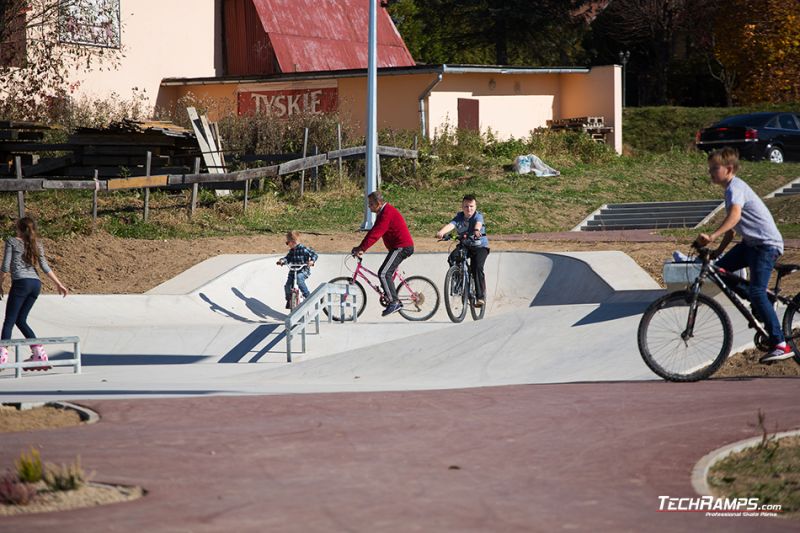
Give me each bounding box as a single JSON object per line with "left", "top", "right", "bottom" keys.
{"left": 716, "top": 114, "right": 772, "bottom": 127}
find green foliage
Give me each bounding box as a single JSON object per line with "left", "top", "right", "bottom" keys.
{"left": 0, "top": 472, "right": 38, "bottom": 506}
{"left": 15, "top": 447, "right": 43, "bottom": 484}
{"left": 44, "top": 457, "right": 91, "bottom": 492}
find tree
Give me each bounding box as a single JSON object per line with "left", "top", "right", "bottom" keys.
{"left": 389, "top": 0, "right": 597, "bottom": 66}
{"left": 713, "top": 0, "right": 800, "bottom": 104}
{"left": 0, "top": 0, "right": 122, "bottom": 121}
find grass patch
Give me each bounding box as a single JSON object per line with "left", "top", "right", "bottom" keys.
{"left": 709, "top": 435, "right": 800, "bottom": 514}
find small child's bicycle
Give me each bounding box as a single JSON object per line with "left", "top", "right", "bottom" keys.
{"left": 281, "top": 262, "right": 309, "bottom": 310}
{"left": 439, "top": 234, "right": 486, "bottom": 322}
{"left": 325, "top": 255, "right": 440, "bottom": 321}
{"left": 637, "top": 244, "right": 800, "bottom": 382}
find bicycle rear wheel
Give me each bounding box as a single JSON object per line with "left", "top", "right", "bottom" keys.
{"left": 469, "top": 273, "right": 486, "bottom": 321}
{"left": 782, "top": 294, "right": 800, "bottom": 365}
{"left": 397, "top": 275, "right": 440, "bottom": 321}
{"left": 444, "top": 266, "right": 467, "bottom": 323}
{"left": 637, "top": 291, "right": 732, "bottom": 382}
{"left": 323, "top": 277, "right": 367, "bottom": 321}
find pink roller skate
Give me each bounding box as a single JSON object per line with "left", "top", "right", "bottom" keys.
{"left": 24, "top": 344, "right": 51, "bottom": 371}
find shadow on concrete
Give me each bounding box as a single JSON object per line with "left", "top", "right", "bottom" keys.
{"left": 218, "top": 324, "right": 285, "bottom": 364}
{"left": 231, "top": 287, "right": 286, "bottom": 320}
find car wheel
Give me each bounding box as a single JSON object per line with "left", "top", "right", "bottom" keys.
{"left": 766, "top": 146, "right": 784, "bottom": 163}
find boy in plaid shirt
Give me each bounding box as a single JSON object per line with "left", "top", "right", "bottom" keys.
{"left": 276, "top": 230, "right": 318, "bottom": 309}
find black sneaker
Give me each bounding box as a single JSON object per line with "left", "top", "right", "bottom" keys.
{"left": 381, "top": 301, "right": 403, "bottom": 316}
{"left": 285, "top": 301, "right": 291, "bottom": 310}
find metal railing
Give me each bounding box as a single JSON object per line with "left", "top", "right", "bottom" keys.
{"left": 285, "top": 282, "right": 358, "bottom": 362}
{"left": 0, "top": 336, "right": 81, "bottom": 378}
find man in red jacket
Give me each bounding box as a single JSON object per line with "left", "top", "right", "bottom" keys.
{"left": 351, "top": 191, "right": 414, "bottom": 316}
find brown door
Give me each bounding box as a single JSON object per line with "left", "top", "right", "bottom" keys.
{"left": 458, "top": 98, "right": 479, "bottom": 131}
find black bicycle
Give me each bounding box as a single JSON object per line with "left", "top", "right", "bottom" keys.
{"left": 637, "top": 244, "right": 800, "bottom": 382}
{"left": 440, "top": 234, "right": 486, "bottom": 323}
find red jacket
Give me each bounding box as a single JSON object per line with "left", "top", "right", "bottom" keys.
{"left": 357, "top": 203, "right": 414, "bottom": 251}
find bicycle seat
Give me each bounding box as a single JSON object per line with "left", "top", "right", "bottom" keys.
{"left": 775, "top": 263, "right": 800, "bottom": 276}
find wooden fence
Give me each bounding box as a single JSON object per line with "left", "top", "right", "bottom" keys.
{"left": 2, "top": 144, "right": 418, "bottom": 221}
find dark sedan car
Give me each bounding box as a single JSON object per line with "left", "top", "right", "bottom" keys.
{"left": 695, "top": 112, "right": 800, "bottom": 163}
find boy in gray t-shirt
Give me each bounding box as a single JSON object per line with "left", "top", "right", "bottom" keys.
{"left": 695, "top": 147, "right": 790, "bottom": 362}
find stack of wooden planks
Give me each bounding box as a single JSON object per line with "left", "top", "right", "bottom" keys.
{"left": 545, "top": 116, "right": 613, "bottom": 144}
{"left": 0, "top": 119, "right": 198, "bottom": 179}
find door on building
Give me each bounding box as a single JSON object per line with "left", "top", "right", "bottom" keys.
{"left": 458, "top": 98, "right": 479, "bottom": 132}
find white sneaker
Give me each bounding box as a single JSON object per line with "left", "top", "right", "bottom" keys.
{"left": 759, "top": 344, "right": 794, "bottom": 363}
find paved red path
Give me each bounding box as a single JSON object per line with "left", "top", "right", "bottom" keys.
{"left": 2, "top": 379, "right": 798, "bottom": 532}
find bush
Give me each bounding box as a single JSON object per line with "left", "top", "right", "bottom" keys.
{"left": 0, "top": 472, "right": 38, "bottom": 506}
{"left": 15, "top": 447, "right": 43, "bottom": 484}
{"left": 44, "top": 457, "right": 91, "bottom": 492}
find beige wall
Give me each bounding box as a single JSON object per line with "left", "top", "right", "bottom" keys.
{"left": 427, "top": 73, "right": 561, "bottom": 140}
{"left": 161, "top": 66, "right": 622, "bottom": 153}
{"left": 71, "top": 0, "right": 221, "bottom": 104}
{"left": 559, "top": 65, "right": 622, "bottom": 153}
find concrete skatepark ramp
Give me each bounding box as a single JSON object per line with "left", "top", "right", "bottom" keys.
{"left": 0, "top": 251, "right": 759, "bottom": 400}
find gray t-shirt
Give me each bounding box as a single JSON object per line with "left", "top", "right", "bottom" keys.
{"left": 725, "top": 176, "right": 783, "bottom": 253}
{"left": 450, "top": 212, "right": 489, "bottom": 248}
{"left": 1, "top": 237, "right": 51, "bottom": 281}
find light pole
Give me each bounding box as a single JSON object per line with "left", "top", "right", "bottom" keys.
{"left": 618, "top": 50, "right": 630, "bottom": 108}
{"left": 361, "top": 0, "right": 378, "bottom": 230}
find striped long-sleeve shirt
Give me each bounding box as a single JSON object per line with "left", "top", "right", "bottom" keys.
{"left": 1, "top": 237, "right": 51, "bottom": 281}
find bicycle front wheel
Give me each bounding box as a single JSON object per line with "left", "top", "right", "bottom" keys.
{"left": 289, "top": 290, "right": 300, "bottom": 310}
{"left": 323, "top": 277, "right": 367, "bottom": 321}
{"left": 444, "top": 266, "right": 467, "bottom": 323}
{"left": 782, "top": 294, "right": 800, "bottom": 365}
{"left": 397, "top": 275, "right": 440, "bottom": 321}
{"left": 637, "top": 291, "right": 732, "bottom": 382}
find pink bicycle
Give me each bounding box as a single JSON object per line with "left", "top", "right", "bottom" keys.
{"left": 325, "top": 255, "right": 440, "bottom": 321}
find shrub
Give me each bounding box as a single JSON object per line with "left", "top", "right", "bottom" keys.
{"left": 44, "top": 457, "right": 91, "bottom": 492}
{"left": 15, "top": 447, "right": 43, "bottom": 484}
{"left": 0, "top": 472, "right": 38, "bottom": 506}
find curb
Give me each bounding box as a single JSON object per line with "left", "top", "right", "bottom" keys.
{"left": 691, "top": 428, "right": 800, "bottom": 496}
{"left": 3, "top": 401, "right": 100, "bottom": 425}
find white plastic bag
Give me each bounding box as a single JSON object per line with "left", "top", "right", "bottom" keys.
{"left": 513, "top": 154, "right": 560, "bottom": 177}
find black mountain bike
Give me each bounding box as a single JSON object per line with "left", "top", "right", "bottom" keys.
{"left": 637, "top": 244, "right": 800, "bottom": 382}
{"left": 440, "top": 234, "right": 486, "bottom": 323}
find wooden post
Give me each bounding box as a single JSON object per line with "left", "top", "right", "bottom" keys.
{"left": 15, "top": 156, "right": 24, "bottom": 218}
{"left": 243, "top": 179, "right": 249, "bottom": 212}
{"left": 300, "top": 127, "right": 308, "bottom": 197}
{"left": 190, "top": 157, "right": 200, "bottom": 218}
{"left": 337, "top": 123, "right": 343, "bottom": 181}
{"left": 313, "top": 144, "right": 319, "bottom": 192}
{"left": 143, "top": 151, "right": 151, "bottom": 222}
{"left": 92, "top": 169, "right": 99, "bottom": 225}
{"left": 413, "top": 135, "right": 418, "bottom": 171}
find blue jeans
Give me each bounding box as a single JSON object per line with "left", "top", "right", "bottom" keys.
{"left": 716, "top": 242, "right": 784, "bottom": 345}
{"left": 2, "top": 278, "right": 41, "bottom": 340}
{"left": 285, "top": 270, "right": 310, "bottom": 300}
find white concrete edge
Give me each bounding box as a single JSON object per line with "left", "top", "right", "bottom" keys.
{"left": 764, "top": 176, "right": 800, "bottom": 199}
{"left": 147, "top": 254, "right": 271, "bottom": 295}
{"left": 1, "top": 401, "right": 100, "bottom": 424}
{"left": 691, "top": 427, "right": 800, "bottom": 496}
{"left": 693, "top": 202, "right": 725, "bottom": 229}
{"left": 571, "top": 204, "right": 607, "bottom": 232}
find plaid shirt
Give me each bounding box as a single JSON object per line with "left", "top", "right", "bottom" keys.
{"left": 282, "top": 244, "right": 318, "bottom": 275}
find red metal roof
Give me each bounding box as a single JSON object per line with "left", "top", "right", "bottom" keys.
{"left": 250, "top": 0, "right": 415, "bottom": 73}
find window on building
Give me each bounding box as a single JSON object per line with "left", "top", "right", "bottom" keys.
{"left": 59, "top": 0, "right": 121, "bottom": 48}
